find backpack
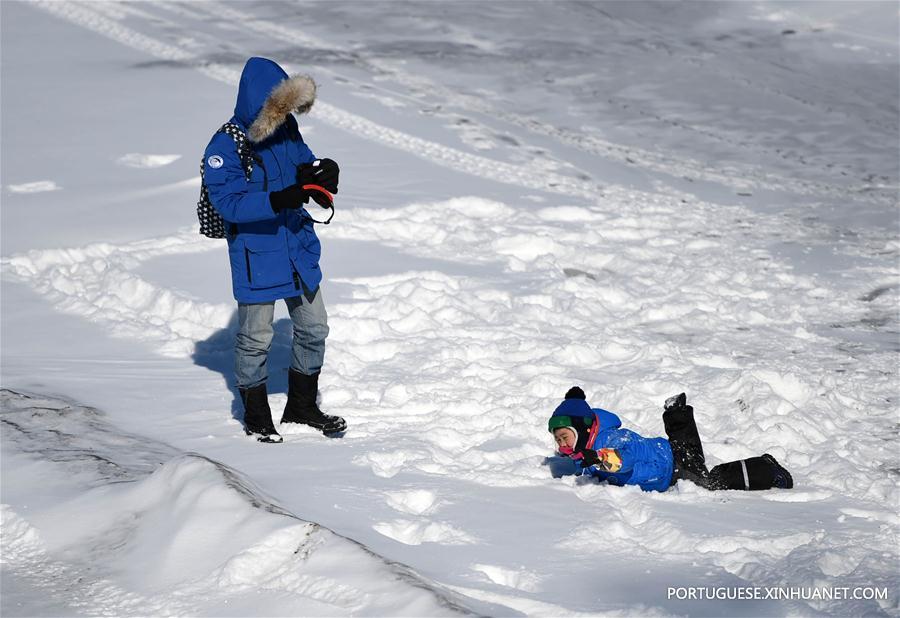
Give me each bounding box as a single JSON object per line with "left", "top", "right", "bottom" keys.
{"left": 197, "top": 123, "right": 256, "bottom": 238}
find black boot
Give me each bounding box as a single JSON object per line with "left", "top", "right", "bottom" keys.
{"left": 708, "top": 454, "right": 793, "bottom": 490}
{"left": 663, "top": 393, "right": 709, "bottom": 484}
{"left": 281, "top": 370, "right": 347, "bottom": 436}
{"left": 239, "top": 383, "right": 283, "bottom": 443}
{"left": 762, "top": 454, "right": 794, "bottom": 489}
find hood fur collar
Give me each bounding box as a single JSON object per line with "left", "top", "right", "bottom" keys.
{"left": 248, "top": 75, "right": 317, "bottom": 143}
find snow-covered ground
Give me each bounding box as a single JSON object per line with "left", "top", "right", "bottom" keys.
{"left": 2, "top": 1, "right": 898, "bottom": 616}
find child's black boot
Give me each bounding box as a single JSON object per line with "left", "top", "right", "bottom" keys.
{"left": 762, "top": 454, "right": 793, "bottom": 489}
{"left": 708, "top": 455, "right": 793, "bottom": 490}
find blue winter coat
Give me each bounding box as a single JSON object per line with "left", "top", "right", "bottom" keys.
{"left": 554, "top": 399, "right": 675, "bottom": 492}
{"left": 203, "top": 57, "right": 321, "bottom": 303}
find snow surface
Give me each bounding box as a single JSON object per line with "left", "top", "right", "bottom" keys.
{"left": 1, "top": 1, "right": 898, "bottom": 616}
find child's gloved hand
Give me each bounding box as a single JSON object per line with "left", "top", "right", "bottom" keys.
{"left": 577, "top": 448, "right": 623, "bottom": 472}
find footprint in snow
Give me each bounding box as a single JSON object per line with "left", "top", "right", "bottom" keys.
{"left": 383, "top": 489, "right": 439, "bottom": 516}
{"left": 354, "top": 450, "right": 414, "bottom": 478}
{"left": 373, "top": 519, "right": 475, "bottom": 546}
{"left": 471, "top": 563, "right": 542, "bottom": 593}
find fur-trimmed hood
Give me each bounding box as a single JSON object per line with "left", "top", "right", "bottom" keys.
{"left": 234, "top": 57, "right": 316, "bottom": 143}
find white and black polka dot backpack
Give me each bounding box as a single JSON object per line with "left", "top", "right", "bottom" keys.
{"left": 196, "top": 123, "right": 256, "bottom": 239}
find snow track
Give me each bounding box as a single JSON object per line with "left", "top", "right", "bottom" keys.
{"left": 29, "top": 0, "right": 895, "bottom": 208}
{"left": 186, "top": 1, "right": 896, "bottom": 205}
{"left": 29, "top": 0, "right": 601, "bottom": 201}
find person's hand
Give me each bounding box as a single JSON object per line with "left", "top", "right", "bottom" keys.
{"left": 270, "top": 183, "right": 334, "bottom": 213}
{"left": 306, "top": 184, "right": 333, "bottom": 209}
{"left": 269, "top": 184, "right": 308, "bottom": 213}
{"left": 297, "top": 158, "right": 339, "bottom": 193}
{"left": 577, "top": 448, "right": 623, "bottom": 472}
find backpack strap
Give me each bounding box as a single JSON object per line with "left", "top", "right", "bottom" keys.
{"left": 218, "top": 123, "right": 256, "bottom": 181}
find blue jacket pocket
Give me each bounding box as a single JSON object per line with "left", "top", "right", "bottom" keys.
{"left": 243, "top": 237, "right": 293, "bottom": 290}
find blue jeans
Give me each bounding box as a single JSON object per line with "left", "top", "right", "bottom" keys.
{"left": 235, "top": 290, "right": 329, "bottom": 389}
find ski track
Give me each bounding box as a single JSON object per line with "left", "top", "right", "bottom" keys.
{"left": 29, "top": 0, "right": 895, "bottom": 208}
{"left": 196, "top": 0, "right": 894, "bottom": 204}
{"left": 28, "top": 0, "right": 599, "bottom": 202}
{"left": 180, "top": 0, "right": 895, "bottom": 205}
{"left": 6, "top": 1, "right": 900, "bottom": 616}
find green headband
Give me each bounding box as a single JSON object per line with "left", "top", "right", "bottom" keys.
{"left": 548, "top": 416, "right": 574, "bottom": 433}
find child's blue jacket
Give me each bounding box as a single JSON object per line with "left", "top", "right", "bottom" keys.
{"left": 558, "top": 399, "right": 675, "bottom": 492}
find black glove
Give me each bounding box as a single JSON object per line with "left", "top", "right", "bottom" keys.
{"left": 577, "top": 448, "right": 601, "bottom": 467}
{"left": 297, "top": 158, "right": 339, "bottom": 194}
{"left": 269, "top": 184, "right": 309, "bottom": 213}
{"left": 576, "top": 448, "right": 623, "bottom": 472}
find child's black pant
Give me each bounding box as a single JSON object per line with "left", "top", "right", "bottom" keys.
{"left": 662, "top": 403, "right": 779, "bottom": 490}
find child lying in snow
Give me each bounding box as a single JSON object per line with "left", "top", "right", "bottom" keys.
{"left": 548, "top": 387, "right": 793, "bottom": 492}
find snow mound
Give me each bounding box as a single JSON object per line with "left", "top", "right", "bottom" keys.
{"left": 0, "top": 390, "right": 475, "bottom": 617}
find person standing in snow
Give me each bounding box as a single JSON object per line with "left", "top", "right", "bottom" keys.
{"left": 548, "top": 387, "right": 792, "bottom": 491}
{"left": 203, "top": 57, "right": 346, "bottom": 442}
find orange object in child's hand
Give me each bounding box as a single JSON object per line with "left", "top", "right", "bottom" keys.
{"left": 577, "top": 448, "right": 623, "bottom": 472}
{"left": 597, "top": 448, "right": 623, "bottom": 472}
